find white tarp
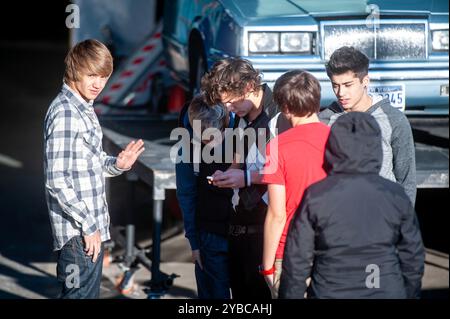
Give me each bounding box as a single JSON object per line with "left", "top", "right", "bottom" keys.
{"left": 70, "top": 0, "right": 157, "bottom": 57}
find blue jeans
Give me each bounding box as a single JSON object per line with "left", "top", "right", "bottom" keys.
{"left": 56, "top": 236, "right": 104, "bottom": 299}
{"left": 195, "top": 231, "right": 230, "bottom": 299}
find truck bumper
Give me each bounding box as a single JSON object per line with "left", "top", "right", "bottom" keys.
{"left": 249, "top": 58, "right": 449, "bottom": 116}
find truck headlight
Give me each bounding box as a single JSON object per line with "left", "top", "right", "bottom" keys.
{"left": 248, "top": 32, "right": 313, "bottom": 54}
{"left": 432, "top": 30, "right": 449, "bottom": 51}
{"left": 249, "top": 32, "right": 279, "bottom": 53}
{"left": 280, "top": 32, "right": 312, "bottom": 53}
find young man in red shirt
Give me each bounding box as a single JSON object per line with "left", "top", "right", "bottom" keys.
{"left": 261, "top": 70, "right": 330, "bottom": 298}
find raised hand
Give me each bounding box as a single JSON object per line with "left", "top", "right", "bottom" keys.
{"left": 116, "top": 139, "right": 145, "bottom": 170}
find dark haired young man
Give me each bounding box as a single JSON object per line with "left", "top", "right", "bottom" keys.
{"left": 319, "top": 46, "right": 416, "bottom": 205}
{"left": 181, "top": 95, "right": 234, "bottom": 299}
{"left": 204, "top": 57, "right": 291, "bottom": 299}
{"left": 260, "top": 70, "right": 330, "bottom": 298}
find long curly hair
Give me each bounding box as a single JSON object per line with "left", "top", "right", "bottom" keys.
{"left": 201, "top": 57, "right": 262, "bottom": 106}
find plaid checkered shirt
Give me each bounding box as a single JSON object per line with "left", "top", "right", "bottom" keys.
{"left": 44, "top": 84, "right": 125, "bottom": 251}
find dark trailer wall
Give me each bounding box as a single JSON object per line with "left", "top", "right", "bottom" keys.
{"left": 0, "top": 2, "right": 69, "bottom": 42}
{"left": 0, "top": 1, "right": 72, "bottom": 299}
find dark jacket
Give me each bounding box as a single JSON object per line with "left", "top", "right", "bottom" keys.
{"left": 231, "top": 84, "right": 291, "bottom": 226}
{"left": 196, "top": 145, "right": 233, "bottom": 237}
{"left": 175, "top": 102, "right": 235, "bottom": 249}
{"left": 279, "top": 112, "right": 425, "bottom": 299}
{"left": 175, "top": 102, "right": 199, "bottom": 250}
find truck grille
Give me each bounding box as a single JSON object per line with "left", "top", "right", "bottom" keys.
{"left": 322, "top": 21, "right": 427, "bottom": 61}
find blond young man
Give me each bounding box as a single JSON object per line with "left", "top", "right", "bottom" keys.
{"left": 44, "top": 39, "right": 144, "bottom": 299}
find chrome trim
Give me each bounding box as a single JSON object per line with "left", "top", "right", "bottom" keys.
{"left": 429, "top": 23, "right": 450, "bottom": 31}
{"left": 257, "top": 69, "right": 448, "bottom": 82}
{"left": 320, "top": 19, "right": 429, "bottom": 60}
{"left": 245, "top": 56, "right": 448, "bottom": 69}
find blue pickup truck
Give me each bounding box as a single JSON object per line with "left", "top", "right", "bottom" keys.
{"left": 162, "top": 0, "right": 449, "bottom": 116}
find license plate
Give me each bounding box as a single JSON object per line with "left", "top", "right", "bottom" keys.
{"left": 368, "top": 84, "right": 405, "bottom": 112}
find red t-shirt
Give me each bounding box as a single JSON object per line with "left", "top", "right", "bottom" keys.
{"left": 262, "top": 122, "right": 330, "bottom": 259}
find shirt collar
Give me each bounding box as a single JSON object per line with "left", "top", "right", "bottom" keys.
{"left": 244, "top": 84, "right": 276, "bottom": 126}
{"left": 62, "top": 83, "right": 94, "bottom": 112}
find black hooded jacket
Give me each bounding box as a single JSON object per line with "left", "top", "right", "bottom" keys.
{"left": 279, "top": 112, "right": 425, "bottom": 299}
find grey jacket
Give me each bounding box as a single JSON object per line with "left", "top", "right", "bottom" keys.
{"left": 319, "top": 99, "right": 417, "bottom": 205}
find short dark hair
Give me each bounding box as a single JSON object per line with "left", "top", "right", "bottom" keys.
{"left": 201, "top": 57, "right": 261, "bottom": 105}
{"left": 325, "top": 46, "right": 369, "bottom": 81}
{"left": 273, "top": 70, "right": 321, "bottom": 117}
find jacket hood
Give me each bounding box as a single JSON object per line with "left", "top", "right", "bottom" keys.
{"left": 325, "top": 112, "right": 382, "bottom": 175}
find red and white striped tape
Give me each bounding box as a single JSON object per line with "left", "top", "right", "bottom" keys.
{"left": 121, "top": 57, "right": 167, "bottom": 107}
{"left": 97, "top": 21, "right": 165, "bottom": 108}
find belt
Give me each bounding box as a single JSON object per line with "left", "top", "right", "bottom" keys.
{"left": 229, "top": 224, "right": 264, "bottom": 237}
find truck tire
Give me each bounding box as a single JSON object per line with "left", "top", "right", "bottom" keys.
{"left": 147, "top": 72, "right": 165, "bottom": 113}
{"left": 189, "top": 38, "right": 207, "bottom": 97}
